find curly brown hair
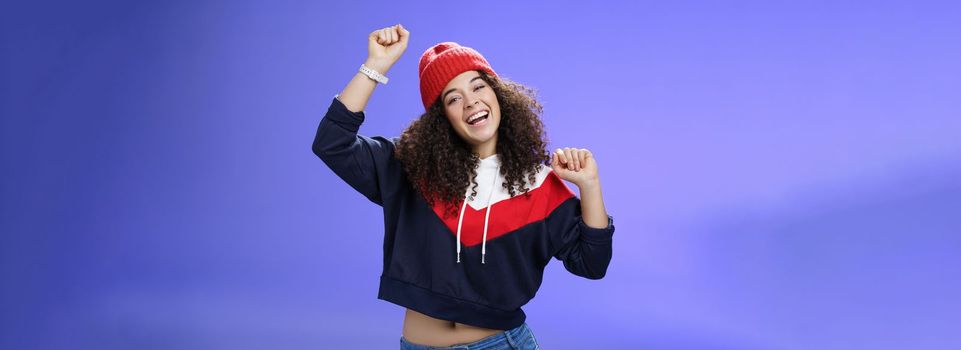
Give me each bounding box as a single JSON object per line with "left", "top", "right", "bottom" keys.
{"left": 395, "top": 71, "right": 551, "bottom": 218}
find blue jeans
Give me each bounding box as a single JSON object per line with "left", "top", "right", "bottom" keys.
{"left": 400, "top": 322, "right": 540, "bottom": 350}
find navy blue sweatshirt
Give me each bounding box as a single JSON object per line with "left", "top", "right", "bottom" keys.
{"left": 311, "top": 96, "right": 615, "bottom": 330}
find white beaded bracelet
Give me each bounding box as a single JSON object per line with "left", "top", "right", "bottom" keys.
{"left": 359, "top": 64, "right": 389, "bottom": 84}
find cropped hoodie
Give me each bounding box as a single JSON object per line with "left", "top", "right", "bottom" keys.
{"left": 311, "top": 96, "right": 615, "bottom": 330}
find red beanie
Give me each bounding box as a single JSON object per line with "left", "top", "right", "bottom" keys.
{"left": 418, "top": 42, "right": 498, "bottom": 111}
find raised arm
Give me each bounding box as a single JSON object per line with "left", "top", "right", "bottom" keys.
{"left": 311, "top": 24, "right": 409, "bottom": 205}
{"left": 338, "top": 24, "right": 409, "bottom": 112}
{"left": 549, "top": 147, "right": 615, "bottom": 279}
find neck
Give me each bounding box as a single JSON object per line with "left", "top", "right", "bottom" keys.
{"left": 473, "top": 137, "right": 497, "bottom": 159}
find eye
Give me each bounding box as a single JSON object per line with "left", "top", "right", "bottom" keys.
{"left": 446, "top": 85, "right": 485, "bottom": 105}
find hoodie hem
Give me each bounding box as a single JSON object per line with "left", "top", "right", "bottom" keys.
{"left": 377, "top": 275, "right": 526, "bottom": 331}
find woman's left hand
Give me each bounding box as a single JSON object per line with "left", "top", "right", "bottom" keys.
{"left": 551, "top": 147, "right": 599, "bottom": 188}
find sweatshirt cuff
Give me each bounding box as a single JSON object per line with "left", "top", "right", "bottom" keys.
{"left": 578, "top": 215, "right": 615, "bottom": 244}
{"left": 326, "top": 94, "right": 366, "bottom": 131}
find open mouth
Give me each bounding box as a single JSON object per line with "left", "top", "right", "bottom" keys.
{"left": 467, "top": 110, "right": 489, "bottom": 125}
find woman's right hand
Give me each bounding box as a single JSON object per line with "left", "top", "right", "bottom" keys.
{"left": 366, "top": 24, "right": 409, "bottom": 74}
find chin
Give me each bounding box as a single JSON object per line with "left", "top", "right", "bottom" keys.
{"left": 470, "top": 139, "right": 493, "bottom": 147}
{"left": 466, "top": 130, "right": 496, "bottom": 144}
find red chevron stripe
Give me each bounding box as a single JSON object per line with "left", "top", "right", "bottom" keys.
{"left": 431, "top": 171, "right": 575, "bottom": 246}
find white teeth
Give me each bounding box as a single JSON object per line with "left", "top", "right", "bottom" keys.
{"left": 467, "top": 111, "right": 489, "bottom": 124}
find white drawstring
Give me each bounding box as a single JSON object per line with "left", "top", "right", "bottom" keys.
{"left": 455, "top": 163, "right": 500, "bottom": 264}
{"left": 455, "top": 193, "right": 469, "bottom": 263}
{"left": 481, "top": 164, "right": 499, "bottom": 264}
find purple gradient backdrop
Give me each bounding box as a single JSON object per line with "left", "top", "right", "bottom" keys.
{"left": 2, "top": 1, "right": 960, "bottom": 349}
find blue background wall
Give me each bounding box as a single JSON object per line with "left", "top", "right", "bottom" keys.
{"left": 2, "top": 1, "right": 959, "bottom": 348}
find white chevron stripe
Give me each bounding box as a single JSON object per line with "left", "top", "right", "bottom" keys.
{"left": 465, "top": 155, "right": 551, "bottom": 211}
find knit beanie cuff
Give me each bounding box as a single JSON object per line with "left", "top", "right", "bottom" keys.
{"left": 418, "top": 42, "right": 497, "bottom": 111}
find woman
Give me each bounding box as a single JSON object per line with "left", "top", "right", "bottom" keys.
{"left": 313, "top": 24, "right": 615, "bottom": 349}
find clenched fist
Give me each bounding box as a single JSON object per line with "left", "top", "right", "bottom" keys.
{"left": 551, "top": 147, "right": 600, "bottom": 188}
{"left": 365, "top": 24, "right": 410, "bottom": 74}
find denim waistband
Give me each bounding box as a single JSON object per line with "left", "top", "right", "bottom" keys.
{"left": 400, "top": 322, "right": 531, "bottom": 349}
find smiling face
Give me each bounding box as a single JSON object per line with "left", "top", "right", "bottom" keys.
{"left": 441, "top": 70, "right": 501, "bottom": 157}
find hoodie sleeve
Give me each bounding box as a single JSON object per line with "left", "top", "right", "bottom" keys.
{"left": 311, "top": 95, "right": 395, "bottom": 206}
{"left": 545, "top": 176, "right": 615, "bottom": 280}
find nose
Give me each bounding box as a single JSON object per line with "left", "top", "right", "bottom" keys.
{"left": 466, "top": 98, "right": 480, "bottom": 109}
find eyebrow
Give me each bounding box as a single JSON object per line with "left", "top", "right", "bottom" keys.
{"left": 442, "top": 76, "right": 485, "bottom": 101}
